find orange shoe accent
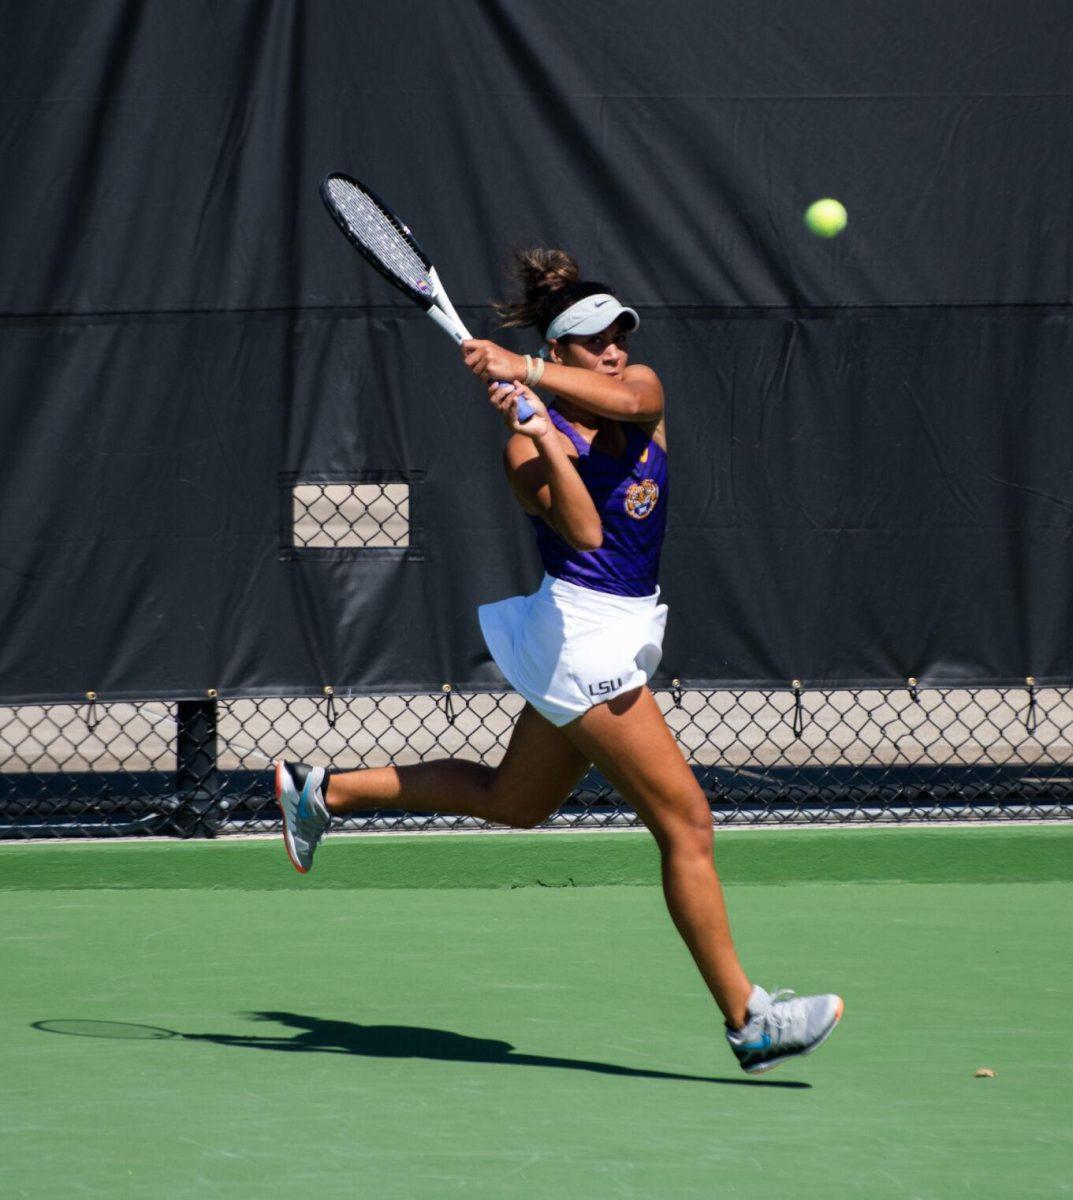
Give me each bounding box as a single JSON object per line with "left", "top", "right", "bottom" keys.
{"left": 275, "top": 761, "right": 309, "bottom": 875}
{"left": 834, "top": 997, "right": 845, "bottom": 1021}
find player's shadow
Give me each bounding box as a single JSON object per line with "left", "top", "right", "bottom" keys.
{"left": 179, "top": 1010, "right": 808, "bottom": 1088}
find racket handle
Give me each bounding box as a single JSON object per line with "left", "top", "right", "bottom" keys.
{"left": 429, "top": 306, "right": 535, "bottom": 423}
{"left": 494, "top": 381, "right": 535, "bottom": 423}
{"left": 512, "top": 387, "right": 535, "bottom": 423}
{"left": 496, "top": 384, "right": 537, "bottom": 427}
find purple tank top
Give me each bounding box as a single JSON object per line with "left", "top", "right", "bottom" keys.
{"left": 529, "top": 407, "right": 669, "bottom": 598}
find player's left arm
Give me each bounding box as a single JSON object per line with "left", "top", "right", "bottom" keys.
{"left": 462, "top": 341, "right": 663, "bottom": 425}
{"left": 538, "top": 362, "right": 663, "bottom": 424}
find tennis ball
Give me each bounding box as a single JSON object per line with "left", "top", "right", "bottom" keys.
{"left": 804, "top": 198, "right": 847, "bottom": 238}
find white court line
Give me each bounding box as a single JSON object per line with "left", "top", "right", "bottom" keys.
{"left": 2, "top": 817, "right": 1070, "bottom": 850}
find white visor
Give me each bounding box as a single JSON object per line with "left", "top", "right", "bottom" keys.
{"left": 544, "top": 293, "right": 640, "bottom": 341}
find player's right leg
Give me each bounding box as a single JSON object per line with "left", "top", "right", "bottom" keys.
{"left": 561, "top": 685, "right": 754, "bottom": 1026}
{"left": 276, "top": 703, "right": 590, "bottom": 872}
{"left": 562, "top": 685, "right": 843, "bottom": 1072}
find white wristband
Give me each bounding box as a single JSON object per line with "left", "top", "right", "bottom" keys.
{"left": 525, "top": 355, "right": 545, "bottom": 388}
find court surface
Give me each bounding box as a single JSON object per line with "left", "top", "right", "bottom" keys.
{"left": 2, "top": 826, "right": 1071, "bottom": 1199}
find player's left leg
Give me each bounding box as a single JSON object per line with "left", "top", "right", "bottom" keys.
{"left": 277, "top": 703, "right": 591, "bottom": 872}
{"left": 324, "top": 701, "right": 590, "bottom": 825}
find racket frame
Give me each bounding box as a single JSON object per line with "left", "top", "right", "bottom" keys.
{"left": 320, "top": 172, "right": 534, "bottom": 421}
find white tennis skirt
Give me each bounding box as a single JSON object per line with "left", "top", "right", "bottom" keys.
{"left": 478, "top": 573, "right": 668, "bottom": 727}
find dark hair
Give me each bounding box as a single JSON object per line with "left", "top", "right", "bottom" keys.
{"left": 495, "top": 247, "right": 613, "bottom": 339}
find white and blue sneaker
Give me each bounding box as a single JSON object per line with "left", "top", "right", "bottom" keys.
{"left": 275, "top": 760, "right": 331, "bottom": 874}
{"left": 726, "top": 985, "right": 844, "bottom": 1074}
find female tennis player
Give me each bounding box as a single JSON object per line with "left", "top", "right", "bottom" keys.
{"left": 276, "top": 249, "right": 843, "bottom": 1074}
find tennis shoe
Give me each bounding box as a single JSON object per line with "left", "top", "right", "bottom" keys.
{"left": 726, "top": 985, "right": 843, "bottom": 1074}
{"left": 275, "top": 760, "right": 331, "bottom": 874}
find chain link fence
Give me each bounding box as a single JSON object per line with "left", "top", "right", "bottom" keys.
{"left": 2, "top": 684, "right": 1072, "bottom": 838}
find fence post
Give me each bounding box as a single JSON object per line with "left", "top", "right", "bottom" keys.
{"left": 174, "top": 697, "right": 222, "bottom": 837}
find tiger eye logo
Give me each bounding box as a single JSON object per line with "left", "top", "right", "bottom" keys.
{"left": 624, "top": 478, "right": 660, "bottom": 520}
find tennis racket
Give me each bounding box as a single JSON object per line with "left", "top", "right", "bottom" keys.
{"left": 320, "top": 172, "right": 535, "bottom": 422}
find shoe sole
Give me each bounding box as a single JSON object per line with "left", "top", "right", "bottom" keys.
{"left": 275, "top": 761, "right": 309, "bottom": 875}
{"left": 741, "top": 997, "right": 845, "bottom": 1075}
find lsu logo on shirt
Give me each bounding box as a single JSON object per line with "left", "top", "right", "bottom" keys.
{"left": 624, "top": 478, "right": 660, "bottom": 520}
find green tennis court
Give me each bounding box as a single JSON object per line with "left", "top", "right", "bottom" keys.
{"left": 3, "top": 826, "right": 1071, "bottom": 1199}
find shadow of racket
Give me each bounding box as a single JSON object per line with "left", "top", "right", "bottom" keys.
{"left": 33, "top": 1020, "right": 181, "bottom": 1041}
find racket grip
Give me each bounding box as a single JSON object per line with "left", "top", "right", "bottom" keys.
{"left": 496, "top": 381, "right": 535, "bottom": 423}
{"left": 440, "top": 309, "right": 534, "bottom": 423}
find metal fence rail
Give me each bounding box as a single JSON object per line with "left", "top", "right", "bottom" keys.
{"left": 2, "top": 685, "right": 1072, "bottom": 839}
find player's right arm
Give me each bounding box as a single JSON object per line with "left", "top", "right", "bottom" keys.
{"left": 489, "top": 383, "right": 604, "bottom": 552}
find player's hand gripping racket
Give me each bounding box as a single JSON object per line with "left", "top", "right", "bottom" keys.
{"left": 320, "top": 173, "right": 534, "bottom": 422}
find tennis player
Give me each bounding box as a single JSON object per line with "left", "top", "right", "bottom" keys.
{"left": 276, "top": 249, "right": 843, "bottom": 1074}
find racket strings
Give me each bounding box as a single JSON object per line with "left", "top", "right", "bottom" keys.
{"left": 325, "top": 178, "right": 433, "bottom": 296}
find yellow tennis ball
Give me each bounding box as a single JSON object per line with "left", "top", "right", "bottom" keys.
{"left": 805, "top": 198, "right": 847, "bottom": 238}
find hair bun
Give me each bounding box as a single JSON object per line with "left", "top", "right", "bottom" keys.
{"left": 494, "top": 247, "right": 614, "bottom": 336}
{"left": 530, "top": 251, "right": 580, "bottom": 295}
{"left": 516, "top": 248, "right": 579, "bottom": 297}
{"left": 496, "top": 247, "right": 581, "bottom": 329}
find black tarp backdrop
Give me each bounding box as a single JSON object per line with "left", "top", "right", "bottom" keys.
{"left": 1, "top": 0, "right": 1072, "bottom": 702}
